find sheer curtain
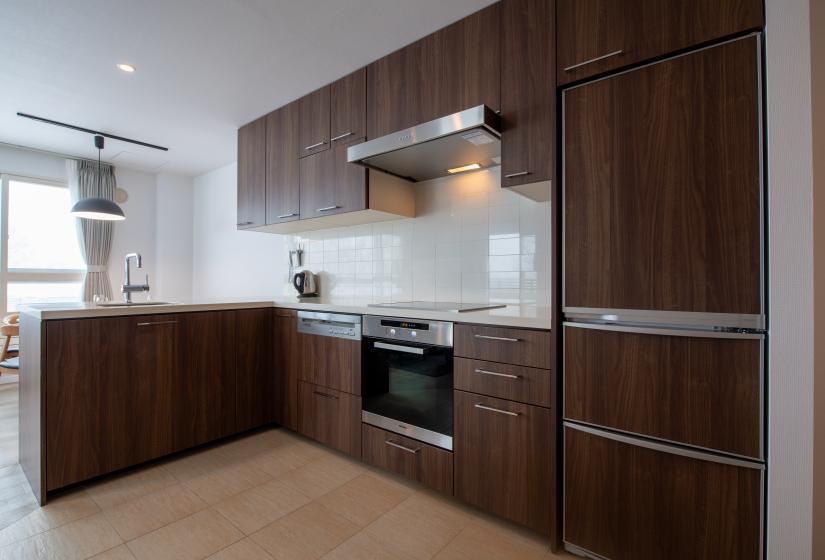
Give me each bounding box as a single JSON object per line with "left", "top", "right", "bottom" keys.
{"left": 66, "top": 159, "right": 116, "bottom": 301}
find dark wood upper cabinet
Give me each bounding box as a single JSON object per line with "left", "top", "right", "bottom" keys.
{"left": 299, "top": 140, "right": 367, "bottom": 220}
{"left": 564, "top": 36, "right": 762, "bottom": 315}
{"left": 564, "top": 324, "right": 763, "bottom": 459}
{"left": 454, "top": 390, "right": 553, "bottom": 536}
{"left": 367, "top": 4, "right": 500, "bottom": 138}
{"left": 500, "top": 0, "right": 555, "bottom": 195}
{"left": 299, "top": 85, "right": 330, "bottom": 157}
{"left": 556, "top": 0, "right": 764, "bottom": 84}
{"left": 265, "top": 101, "right": 301, "bottom": 224}
{"left": 330, "top": 68, "right": 366, "bottom": 146}
{"left": 236, "top": 308, "right": 274, "bottom": 432}
{"left": 237, "top": 117, "right": 266, "bottom": 229}
{"left": 274, "top": 310, "right": 300, "bottom": 431}
{"left": 565, "top": 425, "right": 763, "bottom": 560}
{"left": 176, "top": 312, "right": 237, "bottom": 449}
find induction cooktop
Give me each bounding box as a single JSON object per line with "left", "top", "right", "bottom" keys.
{"left": 367, "top": 301, "right": 506, "bottom": 313}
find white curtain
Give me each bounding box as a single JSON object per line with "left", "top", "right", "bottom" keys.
{"left": 66, "top": 159, "right": 116, "bottom": 301}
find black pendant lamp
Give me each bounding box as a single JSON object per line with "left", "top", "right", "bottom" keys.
{"left": 70, "top": 135, "right": 126, "bottom": 221}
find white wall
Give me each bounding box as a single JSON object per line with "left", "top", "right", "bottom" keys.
{"left": 110, "top": 167, "right": 157, "bottom": 299}
{"left": 766, "top": 0, "right": 815, "bottom": 557}
{"left": 155, "top": 173, "right": 193, "bottom": 302}
{"left": 192, "top": 162, "right": 284, "bottom": 299}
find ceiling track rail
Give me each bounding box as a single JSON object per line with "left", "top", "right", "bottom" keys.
{"left": 16, "top": 112, "right": 169, "bottom": 152}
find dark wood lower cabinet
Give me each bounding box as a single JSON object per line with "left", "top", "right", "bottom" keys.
{"left": 361, "top": 424, "right": 453, "bottom": 495}
{"left": 454, "top": 390, "right": 552, "bottom": 536}
{"left": 236, "top": 308, "right": 274, "bottom": 432}
{"left": 298, "top": 381, "right": 361, "bottom": 457}
{"left": 454, "top": 324, "right": 552, "bottom": 369}
{"left": 297, "top": 325, "right": 361, "bottom": 395}
{"left": 564, "top": 424, "right": 763, "bottom": 560}
{"left": 274, "top": 310, "right": 300, "bottom": 430}
{"left": 454, "top": 357, "right": 553, "bottom": 408}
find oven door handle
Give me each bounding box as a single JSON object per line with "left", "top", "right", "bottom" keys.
{"left": 373, "top": 341, "right": 426, "bottom": 355}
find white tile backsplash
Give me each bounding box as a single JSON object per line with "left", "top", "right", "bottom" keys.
{"left": 282, "top": 168, "right": 551, "bottom": 305}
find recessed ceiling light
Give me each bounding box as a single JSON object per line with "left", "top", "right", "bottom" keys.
{"left": 117, "top": 63, "right": 136, "bottom": 73}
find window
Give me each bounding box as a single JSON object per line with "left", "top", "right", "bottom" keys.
{"left": 1, "top": 175, "right": 85, "bottom": 314}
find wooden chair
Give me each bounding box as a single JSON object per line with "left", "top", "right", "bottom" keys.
{"left": 0, "top": 314, "right": 19, "bottom": 365}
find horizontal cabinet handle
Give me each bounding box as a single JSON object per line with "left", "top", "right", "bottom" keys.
{"left": 136, "top": 320, "right": 178, "bottom": 327}
{"left": 564, "top": 49, "right": 624, "bottom": 72}
{"left": 474, "top": 368, "right": 520, "bottom": 379}
{"left": 474, "top": 334, "right": 520, "bottom": 343}
{"left": 276, "top": 212, "right": 299, "bottom": 219}
{"left": 237, "top": 221, "right": 253, "bottom": 226}
{"left": 313, "top": 390, "right": 338, "bottom": 400}
{"left": 474, "top": 403, "right": 519, "bottom": 417}
{"left": 304, "top": 141, "right": 326, "bottom": 150}
{"left": 330, "top": 131, "right": 354, "bottom": 142}
{"left": 504, "top": 171, "right": 530, "bottom": 178}
{"left": 562, "top": 321, "right": 765, "bottom": 340}
{"left": 385, "top": 440, "right": 420, "bottom": 454}
{"left": 317, "top": 205, "right": 341, "bottom": 212}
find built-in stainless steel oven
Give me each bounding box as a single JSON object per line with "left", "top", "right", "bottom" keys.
{"left": 361, "top": 315, "right": 454, "bottom": 450}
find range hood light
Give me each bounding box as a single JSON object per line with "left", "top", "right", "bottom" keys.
{"left": 447, "top": 163, "right": 481, "bottom": 174}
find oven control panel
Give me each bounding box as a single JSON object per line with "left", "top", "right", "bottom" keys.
{"left": 362, "top": 315, "right": 453, "bottom": 347}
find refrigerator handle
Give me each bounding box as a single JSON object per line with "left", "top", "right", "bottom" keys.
{"left": 563, "top": 321, "right": 765, "bottom": 340}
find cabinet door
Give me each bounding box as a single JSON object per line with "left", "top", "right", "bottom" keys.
{"left": 565, "top": 424, "right": 762, "bottom": 560}
{"left": 236, "top": 309, "right": 274, "bottom": 432}
{"left": 556, "top": 0, "right": 764, "bottom": 84}
{"left": 564, "top": 37, "right": 762, "bottom": 315}
{"left": 330, "top": 69, "right": 366, "bottom": 146}
{"left": 274, "top": 311, "right": 299, "bottom": 430}
{"left": 299, "top": 85, "right": 330, "bottom": 157}
{"left": 500, "top": 0, "right": 555, "bottom": 191}
{"left": 297, "top": 329, "right": 361, "bottom": 395}
{"left": 265, "top": 102, "right": 300, "bottom": 224}
{"left": 298, "top": 148, "right": 335, "bottom": 220}
{"left": 454, "top": 324, "right": 552, "bottom": 369}
{"left": 237, "top": 116, "right": 266, "bottom": 229}
{"left": 298, "top": 381, "right": 361, "bottom": 457}
{"left": 176, "top": 312, "right": 236, "bottom": 449}
{"left": 454, "top": 390, "right": 552, "bottom": 535}
{"left": 367, "top": 4, "right": 500, "bottom": 138}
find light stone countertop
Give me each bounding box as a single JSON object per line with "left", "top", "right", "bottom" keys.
{"left": 19, "top": 297, "right": 552, "bottom": 329}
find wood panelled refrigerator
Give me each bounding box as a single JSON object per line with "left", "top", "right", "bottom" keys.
{"left": 561, "top": 35, "right": 765, "bottom": 560}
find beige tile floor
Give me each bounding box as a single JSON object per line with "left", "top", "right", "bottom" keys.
{"left": 0, "top": 428, "right": 577, "bottom": 560}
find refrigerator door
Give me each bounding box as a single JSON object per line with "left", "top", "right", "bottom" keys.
{"left": 562, "top": 35, "right": 764, "bottom": 330}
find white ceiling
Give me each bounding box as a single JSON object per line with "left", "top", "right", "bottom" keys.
{"left": 0, "top": 0, "right": 496, "bottom": 176}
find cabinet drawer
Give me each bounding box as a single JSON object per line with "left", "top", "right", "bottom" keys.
{"left": 564, "top": 323, "right": 763, "bottom": 459}
{"left": 273, "top": 308, "right": 296, "bottom": 318}
{"left": 298, "top": 382, "right": 361, "bottom": 457}
{"left": 361, "top": 424, "right": 453, "bottom": 495}
{"left": 454, "top": 390, "right": 552, "bottom": 535}
{"left": 564, "top": 423, "right": 762, "bottom": 559}
{"left": 454, "top": 358, "right": 552, "bottom": 408}
{"left": 454, "top": 324, "right": 551, "bottom": 369}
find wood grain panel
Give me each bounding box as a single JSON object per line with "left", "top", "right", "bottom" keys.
{"left": 298, "top": 148, "right": 335, "bottom": 220}
{"left": 332, "top": 139, "right": 368, "bottom": 215}
{"left": 265, "top": 101, "right": 300, "bottom": 224}
{"left": 564, "top": 325, "right": 762, "bottom": 458}
{"left": 330, "top": 68, "right": 366, "bottom": 144}
{"left": 454, "top": 324, "right": 552, "bottom": 369}
{"left": 237, "top": 117, "right": 266, "bottom": 228}
{"left": 298, "top": 381, "right": 361, "bottom": 457}
{"left": 557, "top": 0, "right": 764, "bottom": 84}
{"left": 564, "top": 425, "right": 762, "bottom": 559}
{"left": 454, "top": 390, "right": 553, "bottom": 535}
{"left": 454, "top": 357, "right": 553, "bottom": 408}
{"left": 274, "top": 314, "right": 300, "bottom": 430}
{"left": 366, "top": 4, "right": 500, "bottom": 138}
{"left": 500, "top": 0, "right": 555, "bottom": 189}
{"left": 563, "top": 37, "right": 762, "bottom": 314}
{"left": 235, "top": 308, "right": 274, "bottom": 432}
{"left": 297, "top": 329, "right": 361, "bottom": 395}
{"left": 361, "top": 423, "right": 453, "bottom": 495}
{"left": 299, "top": 85, "right": 330, "bottom": 157}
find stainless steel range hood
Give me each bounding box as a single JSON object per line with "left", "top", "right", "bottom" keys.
{"left": 347, "top": 105, "right": 501, "bottom": 182}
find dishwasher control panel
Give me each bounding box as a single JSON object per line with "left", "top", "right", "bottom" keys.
{"left": 297, "top": 311, "right": 362, "bottom": 341}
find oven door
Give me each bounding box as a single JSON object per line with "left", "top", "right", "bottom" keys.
{"left": 362, "top": 337, "right": 454, "bottom": 450}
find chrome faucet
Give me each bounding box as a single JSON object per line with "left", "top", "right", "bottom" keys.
{"left": 122, "top": 253, "right": 150, "bottom": 303}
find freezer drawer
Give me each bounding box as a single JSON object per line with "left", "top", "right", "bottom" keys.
{"left": 564, "top": 423, "right": 763, "bottom": 560}
{"left": 564, "top": 322, "right": 762, "bottom": 459}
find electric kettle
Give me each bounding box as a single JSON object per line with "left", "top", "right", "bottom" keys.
{"left": 293, "top": 270, "right": 319, "bottom": 297}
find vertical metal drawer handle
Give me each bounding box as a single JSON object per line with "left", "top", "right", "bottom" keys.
{"left": 474, "top": 334, "right": 520, "bottom": 342}
{"left": 385, "top": 440, "right": 420, "bottom": 454}
{"left": 474, "top": 403, "right": 519, "bottom": 417}
{"left": 564, "top": 49, "right": 624, "bottom": 72}
{"left": 504, "top": 171, "right": 530, "bottom": 178}
{"left": 474, "top": 368, "right": 520, "bottom": 380}
{"left": 136, "top": 320, "right": 178, "bottom": 326}
{"left": 313, "top": 390, "right": 338, "bottom": 400}
{"left": 276, "top": 212, "right": 299, "bottom": 219}
{"left": 331, "top": 132, "right": 354, "bottom": 142}
{"left": 317, "top": 205, "right": 341, "bottom": 212}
